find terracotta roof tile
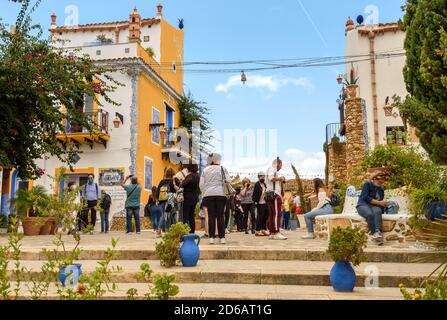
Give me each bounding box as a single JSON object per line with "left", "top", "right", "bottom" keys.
{"left": 50, "top": 18, "right": 160, "bottom": 33}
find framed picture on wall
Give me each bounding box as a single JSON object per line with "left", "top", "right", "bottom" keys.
{"left": 152, "top": 107, "right": 160, "bottom": 145}
{"left": 144, "top": 157, "right": 153, "bottom": 191}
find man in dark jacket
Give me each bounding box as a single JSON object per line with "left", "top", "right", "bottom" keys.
{"left": 357, "top": 170, "right": 388, "bottom": 243}
{"left": 252, "top": 172, "right": 269, "bottom": 236}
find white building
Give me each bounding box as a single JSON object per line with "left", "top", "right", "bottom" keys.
{"left": 340, "top": 17, "right": 418, "bottom": 148}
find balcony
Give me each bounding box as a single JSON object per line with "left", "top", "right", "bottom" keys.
{"left": 161, "top": 128, "right": 191, "bottom": 161}
{"left": 56, "top": 110, "right": 110, "bottom": 149}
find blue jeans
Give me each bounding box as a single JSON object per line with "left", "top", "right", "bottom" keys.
{"left": 126, "top": 207, "right": 141, "bottom": 233}
{"left": 357, "top": 204, "right": 383, "bottom": 234}
{"left": 150, "top": 204, "right": 162, "bottom": 231}
{"left": 282, "top": 211, "right": 291, "bottom": 230}
{"left": 160, "top": 203, "right": 172, "bottom": 232}
{"left": 304, "top": 204, "right": 334, "bottom": 233}
{"left": 100, "top": 210, "right": 109, "bottom": 233}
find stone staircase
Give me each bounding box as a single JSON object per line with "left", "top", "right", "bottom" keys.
{"left": 9, "top": 233, "right": 440, "bottom": 300}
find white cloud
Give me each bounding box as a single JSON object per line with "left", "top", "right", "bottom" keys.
{"left": 215, "top": 74, "right": 314, "bottom": 93}
{"left": 221, "top": 149, "right": 325, "bottom": 180}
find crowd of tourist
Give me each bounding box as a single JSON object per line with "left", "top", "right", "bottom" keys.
{"left": 68, "top": 153, "right": 391, "bottom": 245}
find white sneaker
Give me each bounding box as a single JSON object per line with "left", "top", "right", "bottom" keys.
{"left": 209, "top": 238, "right": 215, "bottom": 245}
{"left": 273, "top": 233, "right": 288, "bottom": 241}
{"left": 301, "top": 233, "right": 315, "bottom": 240}
{"left": 220, "top": 238, "right": 226, "bottom": 245}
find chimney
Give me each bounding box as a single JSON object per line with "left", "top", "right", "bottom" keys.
{"left": 345, "top": 16, "right": 354, "bottom": 35}
{"left": 50, "top": 13, "right": 57, "bottom": 29}
{"left": 129, "top": 6, "right": 142, "bottom": 43}
{"left": 157, "top": 3, "right": 163, "bottom": 18}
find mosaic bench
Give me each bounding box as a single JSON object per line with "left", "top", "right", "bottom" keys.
{"left": 314, "top": 186, "right": 415, "bottom": 242}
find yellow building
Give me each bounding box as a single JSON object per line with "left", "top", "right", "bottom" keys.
{"left": 10, "top": 4, "right": 187, "bottom": 216}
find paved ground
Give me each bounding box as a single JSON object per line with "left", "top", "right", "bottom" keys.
{"left": 0, "top": 228, "right": 423, "bottom": 252}
{"left": 15, "top": 283, "right": 404, "bottom": 300}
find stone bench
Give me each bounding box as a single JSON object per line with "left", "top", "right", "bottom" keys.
{"left": 314, "top": 186, "right": 414, "bottom": 242}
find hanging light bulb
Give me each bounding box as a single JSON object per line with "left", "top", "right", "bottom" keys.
{"left": 241, "top": 71, "right": 247, "bottom": 84}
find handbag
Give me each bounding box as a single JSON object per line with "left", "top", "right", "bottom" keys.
{"left": 221, "top": 166, "right": 236, "bottom": 198}
{"left": 265, "top": 170, "right": 277, "bottom": 203}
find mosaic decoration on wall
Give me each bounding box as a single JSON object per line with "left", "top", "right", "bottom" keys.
{"left": 362, "top": 99, "right": 369, "bottom": 153}
{"left": 152, "top": 108, "right": 160, "bottom": 144}
{"left": 98, "top": 168, "right": 125, "bottom": 187}
{"left": 144, "top": 157, "right": 153, "bottom": 191}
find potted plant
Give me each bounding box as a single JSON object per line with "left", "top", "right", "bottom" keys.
{"left": 145, "top": 47, "right": 156, "bottom": 58}
{"left": 155, "top": 223, "right": 190, "bottom": 268}
{"left": 13, "top": 186, "right": 50, "bottom": 236}
{"left": 410, "top": 186, "right": 447, "bottom": 222}
{"left": 194, "top": 203, "right": 204, "bottom": 231}
{"left": 96, "top": 34, "right": 113, "bottom": 44}
{"left": 0, "top": 215, "right": 8, "bottom": 234}
{"left": 344, "top": 68, "right": 359, "bottom": 98}
{"left": 327, "top": 227, "right": 368, "bottom": 292}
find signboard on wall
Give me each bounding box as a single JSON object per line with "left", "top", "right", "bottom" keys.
{"left": 98, "top": 168, "right": 125, "bottom": 187}
{"left": 144, "top": 157, "right": 153, "bottom": 191}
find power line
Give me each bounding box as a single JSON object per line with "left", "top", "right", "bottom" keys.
{"left": 144, "top": 51, "right": 405, "bottom": 74}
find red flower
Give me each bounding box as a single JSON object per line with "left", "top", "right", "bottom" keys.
{"left": 24, "top": 55, "right": 33, "bottom": 61}
{"left": 75, "top": 284, "right": 86, "bottom": 294}
{"left": 10, "top": 128, "right": 18, "bottom": 135}
{"left": 37, "top": 87, "right": 45, "bottom": 94}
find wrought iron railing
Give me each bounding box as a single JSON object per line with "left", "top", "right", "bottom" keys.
{"left": 162, "top": 127, "right": 177, "bottom": 148}
{"left": 65, "top": 109, "right": 109, "bottom": 135}
{"left": 326, "top": 123, "right": 346, "bottom": 145}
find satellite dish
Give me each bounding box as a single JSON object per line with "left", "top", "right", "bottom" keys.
{"left": 357, "top": 15, "right": 364, "bottom": 25}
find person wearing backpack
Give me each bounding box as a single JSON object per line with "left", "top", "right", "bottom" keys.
{"left": 301, "top": 178, "right": 334, "bottom": 240}
{"left": 156, "top": 168, "right": 177, "bottom": 232}
{"left": 99, "top": 190, "right": 112, "bottom": 234}
{"left": 81, "top": 174, "right": 100, "bottom": 234}
{"left": 121, "top": 175, "right": 142, "bottom": 234}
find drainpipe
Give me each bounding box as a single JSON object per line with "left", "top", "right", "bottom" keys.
{"left": 368, "top": 31, "right": 380, "bottom": 146}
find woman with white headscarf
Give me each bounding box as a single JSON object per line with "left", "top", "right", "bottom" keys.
{"left": 200, "top": 153, "right": 231, "bottom": 245}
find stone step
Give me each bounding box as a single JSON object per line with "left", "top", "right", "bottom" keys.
{"left": 11, "top": 260, "right": 438, "bottom": 288}
{"left": 17, "top": 247, "right": 442, "bottom": 263}
{"left": 14, "top": 282, "right": 404, "bottom": 300}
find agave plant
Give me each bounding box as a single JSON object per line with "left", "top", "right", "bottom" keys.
{"left": 405, "top": 219, "right": 447, "bottom": 299}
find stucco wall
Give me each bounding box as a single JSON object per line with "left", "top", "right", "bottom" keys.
{"left": 345, "top": 27, "right": 407, "bottom": 148}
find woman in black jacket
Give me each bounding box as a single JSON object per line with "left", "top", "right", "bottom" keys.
{"left": 181, "top": 164, "right": 200, "bottom": 234}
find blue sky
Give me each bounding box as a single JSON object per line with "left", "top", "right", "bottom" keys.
{"left": 0, "top": 0, "right": 406, "bottom": 178}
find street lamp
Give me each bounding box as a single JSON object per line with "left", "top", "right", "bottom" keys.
{"left": 241, "top": 71, "right": 247, "bottom": 84}
{"left": 337, "top": 74, "right": 344, "bottom": 85}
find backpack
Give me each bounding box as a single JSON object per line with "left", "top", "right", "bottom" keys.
{"left": 101, "top": 194, "right": 112, "bottom": 209}
{"left": 329, "top": 193, "right": 341, "bottom": 207}
{"left": 158, "top": 182, "right": 170, "bottom": 202}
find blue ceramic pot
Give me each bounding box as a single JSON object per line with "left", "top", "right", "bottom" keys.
{"left": 179, "top": 234, "right": 201, "bottom": 267}
{"left": 330, "top": 261, "right": 356, "bottom": 292}
{"left": 423, "top": 202, "right": 446, "bottom": 221}
{"left": 59, "top": 264, "right": 82, "bottom": 287}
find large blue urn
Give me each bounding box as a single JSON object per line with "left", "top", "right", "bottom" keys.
{"left": 59, "top": 264, "right": 82, "bottom": 287}
{"left": 330, "top": 261, "right": 356, "bottom": 292}
{"left": 179, "top": 234, "right": 201, "bottom": 267}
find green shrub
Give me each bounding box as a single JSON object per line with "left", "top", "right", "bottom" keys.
{"left": 155, "top": 223, "right": 190, "bottom": 268}
{"left": 362, "top": 144, "right": 447, "bottom": 190}
{"left": 327, "top": 227, "right": 368, "bottom": 267}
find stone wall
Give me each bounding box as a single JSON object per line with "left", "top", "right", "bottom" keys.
{"left": 327, "top": 142, "right": 347, "bottom": 185}
{"left": 345, "top": 97, "right": 366, "bottom": 182}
